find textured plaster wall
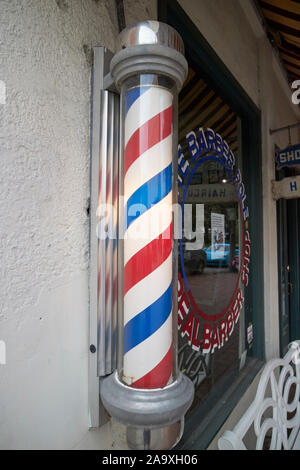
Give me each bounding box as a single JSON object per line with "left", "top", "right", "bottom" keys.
{"left": 0, "top": 0, "right": 119, "bottom": 450}
{"left": 0, "top": 0, "right": 158, "bottom": 451}
{"left": 123, "top": 0, "right": 157, "bottom": 25}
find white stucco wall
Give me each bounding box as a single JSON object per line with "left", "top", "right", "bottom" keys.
{"left": 124, "top": 0, "right": 157, "bottom": 25}
{"left": 0, "top": 0, "right": 120, "bottom": 450}
{"left": 0, "top": 0, "right": 158, "bottom": 451}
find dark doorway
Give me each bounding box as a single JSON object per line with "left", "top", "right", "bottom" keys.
{"left": 277, "top": 196, "right": 300, "bottom": 355}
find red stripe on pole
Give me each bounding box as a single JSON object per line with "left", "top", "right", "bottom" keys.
{"left": 131, "top": 343, "right": 173, "bottom": 389}
{"left": 124, "top": 222, "right": 172, "bottom": 296}
{"left": 124, "top": 106, "right": 173, "bottom": 176}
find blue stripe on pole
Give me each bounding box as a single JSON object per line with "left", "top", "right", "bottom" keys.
{"left": 124, "top": 164, "right": 172, "bottom": 231}
{"left": 125, "top": 86, "right": 151, "bottom": 115}
{"left": 123, "top": 283, "right": 172, "bottom": 355}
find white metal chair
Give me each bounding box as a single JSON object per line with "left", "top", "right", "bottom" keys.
{"left": 218, "top": 341, "right": 300, "bottom": 450}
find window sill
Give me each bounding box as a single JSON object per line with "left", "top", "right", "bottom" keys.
{"left": 176, "top": 357, "right": 264, "bottom": 450}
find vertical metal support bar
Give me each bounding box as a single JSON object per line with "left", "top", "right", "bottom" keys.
{"left": 89, "top": 46, "right": 103, "bottom": 428}
{"left": 97, "top": 90, "right": 107, "bottom": 377}
{"left": 102, "top": 92, "right": 119, "bottom": 375}
{"left": 112, "top": 94, "right": 119, "bottom": 373}
{"left": 104, "top": 94, "right": 113, "bottom": 374}
{"left": 89, "top": 46, "right": 119, "bottom": 427}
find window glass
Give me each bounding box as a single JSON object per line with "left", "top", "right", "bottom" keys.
{"left": 178, "top": 67, "right": 248, "bottom": 409}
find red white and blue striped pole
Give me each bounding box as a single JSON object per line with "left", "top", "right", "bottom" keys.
{"left": 123, "top": 81, "right": 174, "bottom": 389}
{"left": 101, "top": 21, "right": 194, "bottom": 450}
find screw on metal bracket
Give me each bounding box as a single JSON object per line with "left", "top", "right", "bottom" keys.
{"left": 90, "top": 344, "right": 97, "bottom": 354}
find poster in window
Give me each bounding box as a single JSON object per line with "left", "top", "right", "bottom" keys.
{"left": 211, "top": 212, "right": 225, "bottom": 260}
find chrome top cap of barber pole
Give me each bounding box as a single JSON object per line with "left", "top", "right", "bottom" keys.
{"left": 111, "top": 21, "right": 188, "bottom": 91}
{"left": 115, "top": 21, "right": 185, "bottom": 55}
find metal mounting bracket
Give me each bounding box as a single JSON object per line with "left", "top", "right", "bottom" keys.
{"left": 89, "top": 46, "right": 120, "bottom": 427}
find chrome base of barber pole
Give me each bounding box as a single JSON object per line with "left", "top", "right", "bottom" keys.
{"left": 101, "top": 371, "right": 194, "bottom": 450}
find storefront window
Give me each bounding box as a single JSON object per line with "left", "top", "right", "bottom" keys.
{"left": 177, "top": 68, "right": 249, "bottom": 409}
{"left": 158, "top": 0, "right": 264, "bottom": 448}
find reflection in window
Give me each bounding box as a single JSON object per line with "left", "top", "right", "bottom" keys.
{"left": 178, "top": 67, "right": 245, "bottom": 409}
{"left": 182, "top": 158, "right": 240, "bottom": 316}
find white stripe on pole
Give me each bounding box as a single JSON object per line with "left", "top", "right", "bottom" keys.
{"left": 124, "top": 134, "right": 172, "bottom": 204}
{"left": 125, "top": 87, "right": 173, "bottom": 146}
{"left": 123, "top": 310, "right": 173, "bottom": 385}
{"left": 124, "top": 252, "right": 173, "bottom": 325}
{"left": 124, "top": 191, "right": 173, "bottom": 265}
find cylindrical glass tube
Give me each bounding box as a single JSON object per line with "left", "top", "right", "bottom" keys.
{"left": 118, "top": 73, "right": 178, "bottom": 389}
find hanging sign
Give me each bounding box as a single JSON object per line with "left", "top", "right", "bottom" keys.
{"left": 272, "top": 175, "right": 300, "bottom": 200}
{"left": 185, "top": 183, "right": 237, "bottom": 203}
{"left": 177, "top": 127, "right": 250, "bottom": 355}
{"left": 276, "top": 144, "right": 300, "bottom": 169}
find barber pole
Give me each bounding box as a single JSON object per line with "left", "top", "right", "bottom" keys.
{"left": 123, "top": 83, "right": 174, "bottom": 388}
{"left": 101, "top": 21, "right": 194, "bottom": 450}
